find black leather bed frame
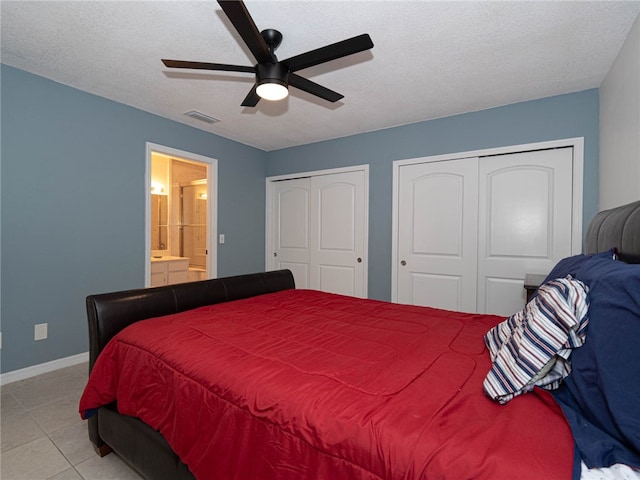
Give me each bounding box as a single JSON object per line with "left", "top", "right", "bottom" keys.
{"left": 86, "top": 269, "right": 295, "bottom": 480}
{"left": 84, "top": 199, "right": 640, "bottom": 480}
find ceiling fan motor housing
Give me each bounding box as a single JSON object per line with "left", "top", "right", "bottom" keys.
{"left": 257, "top": 62, "right": 289, "bottom": 88}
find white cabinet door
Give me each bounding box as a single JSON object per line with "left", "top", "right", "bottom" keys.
{"left": 167, "top": 259, "right": 189, "bottom": 285}
{"left": 477, "top": 148, "right": 573, "bottom": 315}
{"left": 397, "top": 158, "right": 479, "bottom": 312}
{"left": 150, "top": 262, "right": 167, "bottom": 287}
{"left": 150, "top": 259, "right": 189, "bottom": 286}
{"left": 269, "top": 168, "right": 368, "bottom": 297}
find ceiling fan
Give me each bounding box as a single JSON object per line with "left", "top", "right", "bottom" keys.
{"left": 162, "top": 0, "right": 374, "bottom": 107}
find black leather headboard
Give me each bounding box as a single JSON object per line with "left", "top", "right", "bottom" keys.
{"left": 584, "top": 200, "right": 640, "bottom": 259}
{"left": 86, "top": 269, "right": 295, "bottom": 369}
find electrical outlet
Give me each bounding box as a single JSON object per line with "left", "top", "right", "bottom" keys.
{"left": 34, "top": 323, "right": 48, "bottom": 341}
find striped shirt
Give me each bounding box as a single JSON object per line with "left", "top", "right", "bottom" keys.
{"left": 483, "top": 275, "right": 589, "bottom": 404}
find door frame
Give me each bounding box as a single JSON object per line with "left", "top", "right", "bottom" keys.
{"left": 145, "top": 142, "right": 218, "bottom": 286}
{"left": 265, "top": 164, "right": 370, "bottom": 294}
{"left": 391, "top": 137, "right": 584, "bottom": 302}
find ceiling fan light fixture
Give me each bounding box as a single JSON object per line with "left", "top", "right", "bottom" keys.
{"left": 256, "top": 62, "right": 289, "bottom": 101}
{"left": 256, "top": 81, "right": 288, "bottom": 101}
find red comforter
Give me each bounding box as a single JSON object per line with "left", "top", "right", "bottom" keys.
{"left": 80, "top": 289, "right": 573, "bottom": 480}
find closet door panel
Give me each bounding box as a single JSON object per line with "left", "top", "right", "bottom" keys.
{"left": 478, "top": 148, "right": 574, "bottom": 315}
{"left": 270, "top": 178, "right": 311, "bottom": 289}
{"left": 310, "top": 170, "right": 366, "bottom": 297}
{"left": 317, "top": 265, "right": 356, "bottom": 296}
{"left": 485, "top": 167, "right": 552, "bottom": 258}
{"left": 397, "top": 158, "right": 478, "bottom": 312}
{"left": 408, "top": 273, "right": 464, "bottom": 311}
{"left": 412, "top": 174, "right": 463, "bottom": 255}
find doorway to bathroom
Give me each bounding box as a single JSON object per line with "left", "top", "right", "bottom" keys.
{"left": 145, "top": 143, "right": 218, "bottom": 287}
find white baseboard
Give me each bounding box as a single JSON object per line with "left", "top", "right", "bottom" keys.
{"left": 1, "top": 352, "right": 89, "bottom": 386}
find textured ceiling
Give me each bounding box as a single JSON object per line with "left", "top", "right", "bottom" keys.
{"left": 2, "top": 1, "right": 639, "bottom": 151}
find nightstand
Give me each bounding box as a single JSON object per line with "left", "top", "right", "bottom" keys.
{"left": 524, "top": 274, "right": 547, "bottom": 303}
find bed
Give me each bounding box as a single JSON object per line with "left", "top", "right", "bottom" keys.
{"left": 80, "top": 200, "right": 640, "bottom": 480}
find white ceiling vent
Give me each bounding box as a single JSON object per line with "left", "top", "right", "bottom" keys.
{"left": 184, "top": 110, "right": 220, "bottom": 124}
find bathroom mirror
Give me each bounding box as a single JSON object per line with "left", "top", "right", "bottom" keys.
{"left": 151, "top": 194, "right": 168, "bottom": 251}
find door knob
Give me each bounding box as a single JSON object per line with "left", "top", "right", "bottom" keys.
{"left": 273, "top": 252, "right": 278, "bottom": 257}
{"left": 401, "top": 260, "right": 407, "bottom": 266}
{"left": 357, "top": 257, "right": 362, "bottom": 263}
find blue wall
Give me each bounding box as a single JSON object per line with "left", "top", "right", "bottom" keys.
{"left": 266, "top": 90, "right": 600, "bottom": 301}
{"left": 0, "top": 64, "right": 599, "bottom": 374}
{"left": 1, "top": 65, "right": 268, "bottom": 373}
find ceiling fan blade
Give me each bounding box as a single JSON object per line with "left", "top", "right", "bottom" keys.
{"left": 282, "top": 34, "right": 373, "bottom": 72}
{"left": 289, "top": 74, "right": 343, "bottom": 103}
{"left": 217, "top": 0, "right": 276, "bottom": 64}
{"left": 241, "top": 85, "right": 261, "bottom": 107}
{"left": 162, "top": 59, "right": 254, "bottom": 74}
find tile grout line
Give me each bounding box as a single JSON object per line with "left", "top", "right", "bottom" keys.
{"left": 2, "top": 387, "right": 86, "bottom": 478}
{"left": 2, "top": 363, "right": 131, "bottom": 479}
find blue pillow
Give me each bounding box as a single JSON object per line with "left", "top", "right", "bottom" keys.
{"left": 552, "top": 256, "right": 640, "bottom": 469}
{"left": 528, "top": 250, "right": 615, "bottom": 301}
{"left": 544, "top": 249, "right": 615, "bottom": 284}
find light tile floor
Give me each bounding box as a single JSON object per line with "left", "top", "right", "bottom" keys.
{"left": 1, "top": 363, "right": 143, "bottom": 480}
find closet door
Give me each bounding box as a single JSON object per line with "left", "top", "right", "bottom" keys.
{"left": 310, "top": 170, "right": 367, "bottom": 297}
{"left": 395, "top": 147, "right": 575, "bottom": 315}
{"left": 477, "top": 148, "right": 574, "bottom": 315}
{"left": 270, "top": 178, "right": 311, "bottom": 288}
{"left": 269, "top": 168, "right": 368, "bottom": 297}
{"left": 396, "top": 158, "right": 479, "bottom": 312}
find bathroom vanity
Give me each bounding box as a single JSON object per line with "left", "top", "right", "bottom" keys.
{"left": 150, "top": 256, "right": 189, "bottom": 287}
